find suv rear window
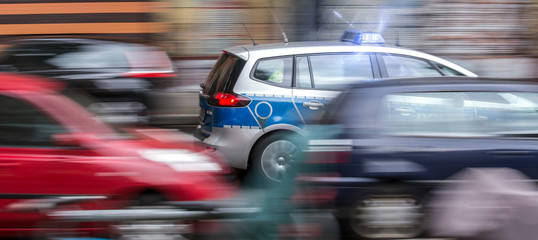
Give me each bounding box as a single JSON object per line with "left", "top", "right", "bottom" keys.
{"left": 202, "top": 53, "right": 246, "bottom": 96}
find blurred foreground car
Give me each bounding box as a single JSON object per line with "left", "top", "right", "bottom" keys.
{"left": 303, "top": 77, "right": 538, "bottom": 239}
{"left": 0, "top": 38, "right": 178, "bottom": 125}
{"left": 195, "top": 31, "right": 476, "bottom": 184}
{"left": 0, "top": 72, "right": 234, "bottom": 238}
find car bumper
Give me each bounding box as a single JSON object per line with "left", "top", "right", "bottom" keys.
{"left": 195, "top": 126, "right": 261, "bottom": 170}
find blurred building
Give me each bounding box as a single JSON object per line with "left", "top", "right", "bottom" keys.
{"left": 0, "top": 0, "right": 163, "bottom": 46}
{"left": 0, "top": 0, "right": 535, "bottom": 78}
{"left": 154, "top": 0, "right": 537, "bottom": 77}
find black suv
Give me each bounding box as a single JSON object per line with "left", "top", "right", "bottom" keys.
{"left": 0, "top": 38, "right": 177, "bottom": 125}
{"left": 302, "top": 77, "right": 538, "bottom": 239}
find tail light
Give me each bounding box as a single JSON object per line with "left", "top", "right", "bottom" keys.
{"left": 208, "top": 92, "right": 251, "bottom": 107}
{"left": 121, "top": 72, "right": 177, "bottom": 78}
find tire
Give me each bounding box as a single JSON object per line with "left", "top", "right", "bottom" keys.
{"left": 343, "top": 186, "right": 426, "bottom": 240}
{"left": 111, "top": 193, "right": 195, "bottom": 240}
{"left": 131, "top": 192, "right": 167, "bottom": 207}
{"left": 246, "top": 132, "right": 301, "bottom": 187}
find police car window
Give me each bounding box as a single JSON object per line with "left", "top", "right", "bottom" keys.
{"left": 0, "top": 95, "right": 67, "bottom": 146}
{"left": 204, "top": 53, "right": 243, "bottom": 95}
{"left": 253, "top": 57, "right": 292, "bottom": 87}
{"left": 309, "top": 53, "right": 373, "bottom": 90}
{"left": 435, "top": 64, "right": 466, "bottom": 76}
{"left": 379, "top": 91, "right": 538, "bottom": 138}
{"left": 296, "top": 56, "right": 312, "bottom": 88}
{"left": 382, "top": 55, "right": 442, "bottom": 78}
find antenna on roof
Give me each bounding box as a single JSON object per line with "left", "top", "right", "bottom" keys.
{"left": 242, "top": 23, "right": 257, "bottom": 46}
{"left": 267, "top": 3, "right": 288, "bottom": 44}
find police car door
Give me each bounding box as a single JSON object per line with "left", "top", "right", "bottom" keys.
{"left": 293, "top": 53, "right": 378, "bottom": 125}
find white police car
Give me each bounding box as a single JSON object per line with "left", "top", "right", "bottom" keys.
{"left": 195, "top": 31, "right": 477, "bottom": 183}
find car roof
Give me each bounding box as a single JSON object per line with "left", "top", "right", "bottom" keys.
{"left": 349, "top": 77, "right": 538, "bottom": 90}
{"left": 224, "top": 41, "right": 477, "bottom": 77}
{"left": 0, "top": 72, "right": 63, "bottom": 91}
{"left": 226, "top": 41, "right": 427, "bottom": 57}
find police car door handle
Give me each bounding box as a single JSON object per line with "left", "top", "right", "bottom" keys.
{"left": 303, "top": 101, "right": 324, "bottom": 110}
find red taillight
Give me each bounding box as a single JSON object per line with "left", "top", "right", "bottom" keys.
{"left": 209, "top": 92, "right": 251, "bottom": 107}
{"left": 121, "top": 72, "right": 177, "bottom": 78}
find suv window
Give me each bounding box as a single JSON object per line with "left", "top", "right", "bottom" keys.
{"left": 378, "top": 91, "right": 538, "bottom": 137}
{"left": 309, "top": 53, "right": 373, "bottom": 90}
{"left": 382, "top": 54, "right": 443, "bottom": 78}
{"left": 0, "top": 95, "right": 67, "bottom": 146}
{"left": 0, "top": 42, "right": 129, "bottom": 71}
{"left": 203, "top": 53, "right": 245, "bottom": 95}
{"left": 48, "top": 44, "right": 129, "bottom": 69}
{"left": 252, "top": 57, "right": 292, "bottom": 87}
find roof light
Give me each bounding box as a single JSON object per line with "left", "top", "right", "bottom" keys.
{"left": 341, "top": 30, "right": 385, "bottom": 45}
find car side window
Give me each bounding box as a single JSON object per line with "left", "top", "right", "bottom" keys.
{"left": 382, "top": 54, "right": 443, "bottom": 78}
{"left": 435, "top": 63, "right": 466, "bottom": 76}
{"left": 252, "top": 57, "right": 292, "bottom": 87}
{"left": 0, "top": 95, "right": 67, "bottom": 147}
{"left": 0, "top": 43, "right": 83, "bottom": 71}
{"left": 378, "top": 91, "right": 538, "bottom": 137}
{"left": 49, "top": 44, "right": 129, "bottom": 69}
{"left": 309, "top": 53, "right": 373, "bottom": 90}
{"left": 296, "top": 56, "right": 312, "bottom": 88}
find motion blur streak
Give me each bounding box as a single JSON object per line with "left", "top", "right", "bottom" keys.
{"left": 0, "top": 2, "right": 159, "bottom": 15}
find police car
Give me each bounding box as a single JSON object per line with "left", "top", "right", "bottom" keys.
{"left": 195, "top": 31, "right": 477, "bottom": 183}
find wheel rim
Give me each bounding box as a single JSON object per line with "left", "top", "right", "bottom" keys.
{"left": 350, "top": 195, "right": 424, "bottom": 239}
{"left": 260, "top": 139, "right": 297, "bottom": 182}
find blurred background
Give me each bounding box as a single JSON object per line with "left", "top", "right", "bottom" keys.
{"left": 0, "top": 0, "right": 536, "bottom": 127}
{"left": 1, "top": 0, "right": 536, "bottom": 80}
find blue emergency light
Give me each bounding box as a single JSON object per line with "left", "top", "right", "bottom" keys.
{"left": 341, "top": 30, "right": 385, "bottom": 45}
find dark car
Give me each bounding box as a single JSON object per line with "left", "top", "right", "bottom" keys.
{"left": 0, "top": 38, "right": 177, "bottom": 125}
{"left": 301, "top": 77, "right": 538, "bottom": 240}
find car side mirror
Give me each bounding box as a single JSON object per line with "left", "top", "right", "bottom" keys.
{"left": 52, "top": 132, "right": 95, "bottom": 148}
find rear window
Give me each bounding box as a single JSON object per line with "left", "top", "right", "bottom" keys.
{"left": 378, "top": 91, "right": 538, "bottom": 137}
{"left": 202, "top": 53, "right": 246, "bottom": 95}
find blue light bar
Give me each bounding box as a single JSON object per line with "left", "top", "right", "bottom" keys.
{"left": 341, "top": 30, "right": 385, "bottom": 45}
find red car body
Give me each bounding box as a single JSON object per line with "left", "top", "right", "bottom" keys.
{"left": 0, "top": 73, "right": 235, "bottom": 237}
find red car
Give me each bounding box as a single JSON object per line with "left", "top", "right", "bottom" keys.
{"left": 0, "top": 72, "right": 235, "bottom": 237}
